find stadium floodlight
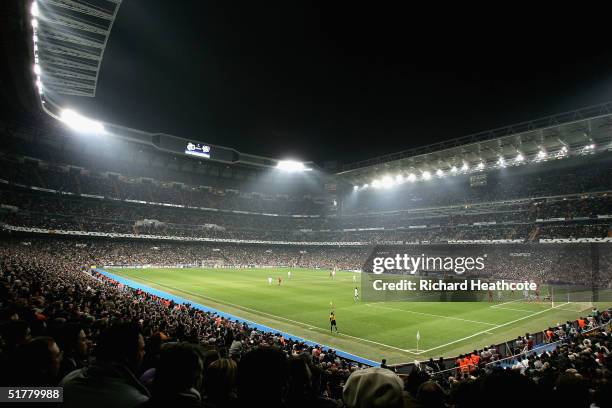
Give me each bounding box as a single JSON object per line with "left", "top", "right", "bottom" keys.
{"left": 587, "top": 144, "right": 595, "bottom": 150}
{"left": 353, "top": 185, "right": 359, "bottom": 191}
{"left": 33, "top": 64, "right": 41, "bottom": 75}
{"left": 60, "top": 109, "right": 106, "bottom": 134}
{"left": 450, "top": 166, "right": 458, "bottom": 174}
{"left": 382, "top": 175, "right": 394, "bottom": 188}
{"left": 498, "top": 157, "right": 506, "bottom": 167}
{"left": 31, "top": 1, "right": 39, "bottom": 17}
{"left": 461, "top": 163, "right": 469, "bottom": 172}
{"left": 363, "top": 183, "right": 369, "bottom": 189}
{"left": 35, "top": 78, "right": 42, "bottom": 93}
{"left": 31, "top": 18, "right": 38, "bottom": 29}
{"left": 422, "top": 171, "right": 432, "bottom": 180}
{"left": 276, "top": 160, "right": 308, "bottom": 172}
{"left": 372, "top": 179, "right": 382, "bottom": 189}
{"left": 537, "top": 150, "right": 547, "bottom": 159}
{"left": 561, "top": 146, "right": 568, "bottom": 152}
{"left": 407, "top": 173, "right": 416, "bottom": 182}
{"left": 395, "top": 174, "right": 404, "bottom": 184}
{"left": 477, "top": 162, "right": 485, "bottom": 170}
{"left": 515, "top": 153, "right": 524, "bottom": 162}
{"left": 436, "top": 169, "right": 444, "bottom": 177}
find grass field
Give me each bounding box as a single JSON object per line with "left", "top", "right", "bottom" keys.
{"left": 107, "top": 267, "right": 611, "bottom": 364}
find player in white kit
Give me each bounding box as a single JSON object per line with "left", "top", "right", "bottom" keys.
{"left": 268, "top": 277, "right": 273, "bottom": 285}
{"left": 288, "top": 271, "right": 291, "bottom": 279}
{"left": 354, "top": 287, "right": 359, "bottom": 302}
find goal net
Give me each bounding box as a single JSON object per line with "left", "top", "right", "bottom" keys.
{"left": 550, "top": 284, "right": 594, "bottom": 312}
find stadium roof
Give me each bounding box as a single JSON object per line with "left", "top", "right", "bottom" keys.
{"left": 32, "top": 0, "right": 122, "bottom": 97}
{"left": 336, "top": 102, "right": 612, "bottom": 186}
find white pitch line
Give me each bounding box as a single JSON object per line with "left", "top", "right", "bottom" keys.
{"left": 412, "top": 303, "right": 568, "bottom": 355}
{"left": 490, "top": 306, "right": 537, "bottom": 313}
{"left": 369, "top": 303, "right": 499, "bottom": 327}
{"left": 490, "top": 298, "right": 527, "bottom": 308}
{"left": 128, "top": 275, "right": 419, "bottom": 355}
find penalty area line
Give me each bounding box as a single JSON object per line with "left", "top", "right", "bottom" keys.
{"left": 411, "top": 302, "right": 568, "bottom": 356}
{"left": 490, "top": 306, "right": 539, "bottom": 313}
{"left": 490, "top": 298, "right": 528, "bottom": 308}
{"left": 368, "top": 303, "right": 499, "bottom": 327}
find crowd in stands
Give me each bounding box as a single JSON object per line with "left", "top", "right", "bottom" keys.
{"left": 3, "top": 235, "right": 611, "bottom": 288}
{"left": 1, "top": 237, "right": 611, "bottom": 407}
{"left": 411, "top": 312, "right": 612, "bottom": 408}
{"left": 1, "top": 148, "right": 612, "bottom": 245}
{"left": 0, "top": 239, "right": 370, "bottom": 271}
{"left": 1, "top": 186, "right": 611, "bottom": 243}
{"left": 0, "top": 154, "right": 326, "bottom": 216}
{"left": 0, "top": 240, "right": 362, "bottom": 407}
{"left": 343, "top": 158, "right": 612, "bottom": 214}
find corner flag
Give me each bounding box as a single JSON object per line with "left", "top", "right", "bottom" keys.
{"left": 416, "top": 330, "right": 420, "bottom": 352}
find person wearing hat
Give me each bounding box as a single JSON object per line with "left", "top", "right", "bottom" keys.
{"left": 343, "top": 367, "right": 405, "bottom": 408}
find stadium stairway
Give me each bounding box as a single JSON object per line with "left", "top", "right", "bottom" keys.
{"left": 527, "top": 226, "right": 541, "bottom": 242}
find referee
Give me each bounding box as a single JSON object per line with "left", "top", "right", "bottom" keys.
{"left": 330, "top": 311, "right": 338, "bottom": 333}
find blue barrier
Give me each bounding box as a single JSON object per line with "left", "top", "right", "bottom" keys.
{"left": 95, "top": 268, "right": 379, "bottom": 367}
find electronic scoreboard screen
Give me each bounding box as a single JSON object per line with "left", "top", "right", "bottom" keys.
{"left": 185, "top": 142, "right": 211, "bottom": 158}
{"left": 152, "top": 134, "right": 237, "bottom": 163}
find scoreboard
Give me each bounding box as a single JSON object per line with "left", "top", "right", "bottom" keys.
{"left": 151, "top": 133, "right": 238, "bottom": 163}
{"left": 185, "top": 142, "right": 211, "bottom": 158}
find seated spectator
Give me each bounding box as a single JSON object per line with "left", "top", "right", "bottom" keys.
{"left": 553, "top": 372, "right": 590, "bottom": 408}
{"left": 55, "top": 323, "right": 89, "bottom": 378}
{"left": 416, "top": 380, "right": 447, "bottom": 408}
{"left": 203, "top": 357, "right": 237, "bottom": 408}
{"left": 61, "top": 322, "right": 150, "bottom": 408}
{"left": 9, "top": 336, "right": 62, "bottom": 386}
{"left": 342, "top": 367, "right": 405, "bottom": 408}
{"left": 237, "top": 347, "right": 288, "bottom": 408}
{"left": 142, "top": 342, "right": 203, "bottom": 408}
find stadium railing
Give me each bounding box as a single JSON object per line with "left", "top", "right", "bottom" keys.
{"left": 395, "top": 317, "right": 611, "bottom": 377}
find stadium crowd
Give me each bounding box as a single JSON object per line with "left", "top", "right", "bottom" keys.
{"left": 1, "top": 187, "right": 611, "bottom": 243}
{"left": 0, "top": 154, "right": 325, "bottom": 216}
{"left": 0, "top": 240, "right": 361, "bottom": 407}
{"left": 1, "top": 237, "right": 611, "bottom": 407}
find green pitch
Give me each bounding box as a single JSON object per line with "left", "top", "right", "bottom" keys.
{"left": 108, "top": 267, "right": 611, "bottom": 364}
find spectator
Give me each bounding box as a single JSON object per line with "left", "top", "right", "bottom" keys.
{"left": 342, "top": 367, "right": 405, "bottom": 408}
{"left": 143, "top": 342, "right": 203, "bottom": 408}
{"left": 61, "top": 322, "right": 150, "bottom": 408}
{"left": 203, "top": 357, "right": 237, "bottom": 408}
{"left": 237, "top": 347, "right": 288, "bottom": 408}
{"left": 9, "top": 336, "right": 62, "bottom": 386}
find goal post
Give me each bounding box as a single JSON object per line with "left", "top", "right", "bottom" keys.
{"left": 551, "top": 283, "right": 593, "bottom": 311}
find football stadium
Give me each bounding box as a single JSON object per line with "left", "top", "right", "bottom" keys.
{"left": 1, "top": 1, "right": 611, "bottom": 407}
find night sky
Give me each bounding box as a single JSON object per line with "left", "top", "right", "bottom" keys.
{"left": 59, "top": 1, "right": 612, "bottom": 165}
